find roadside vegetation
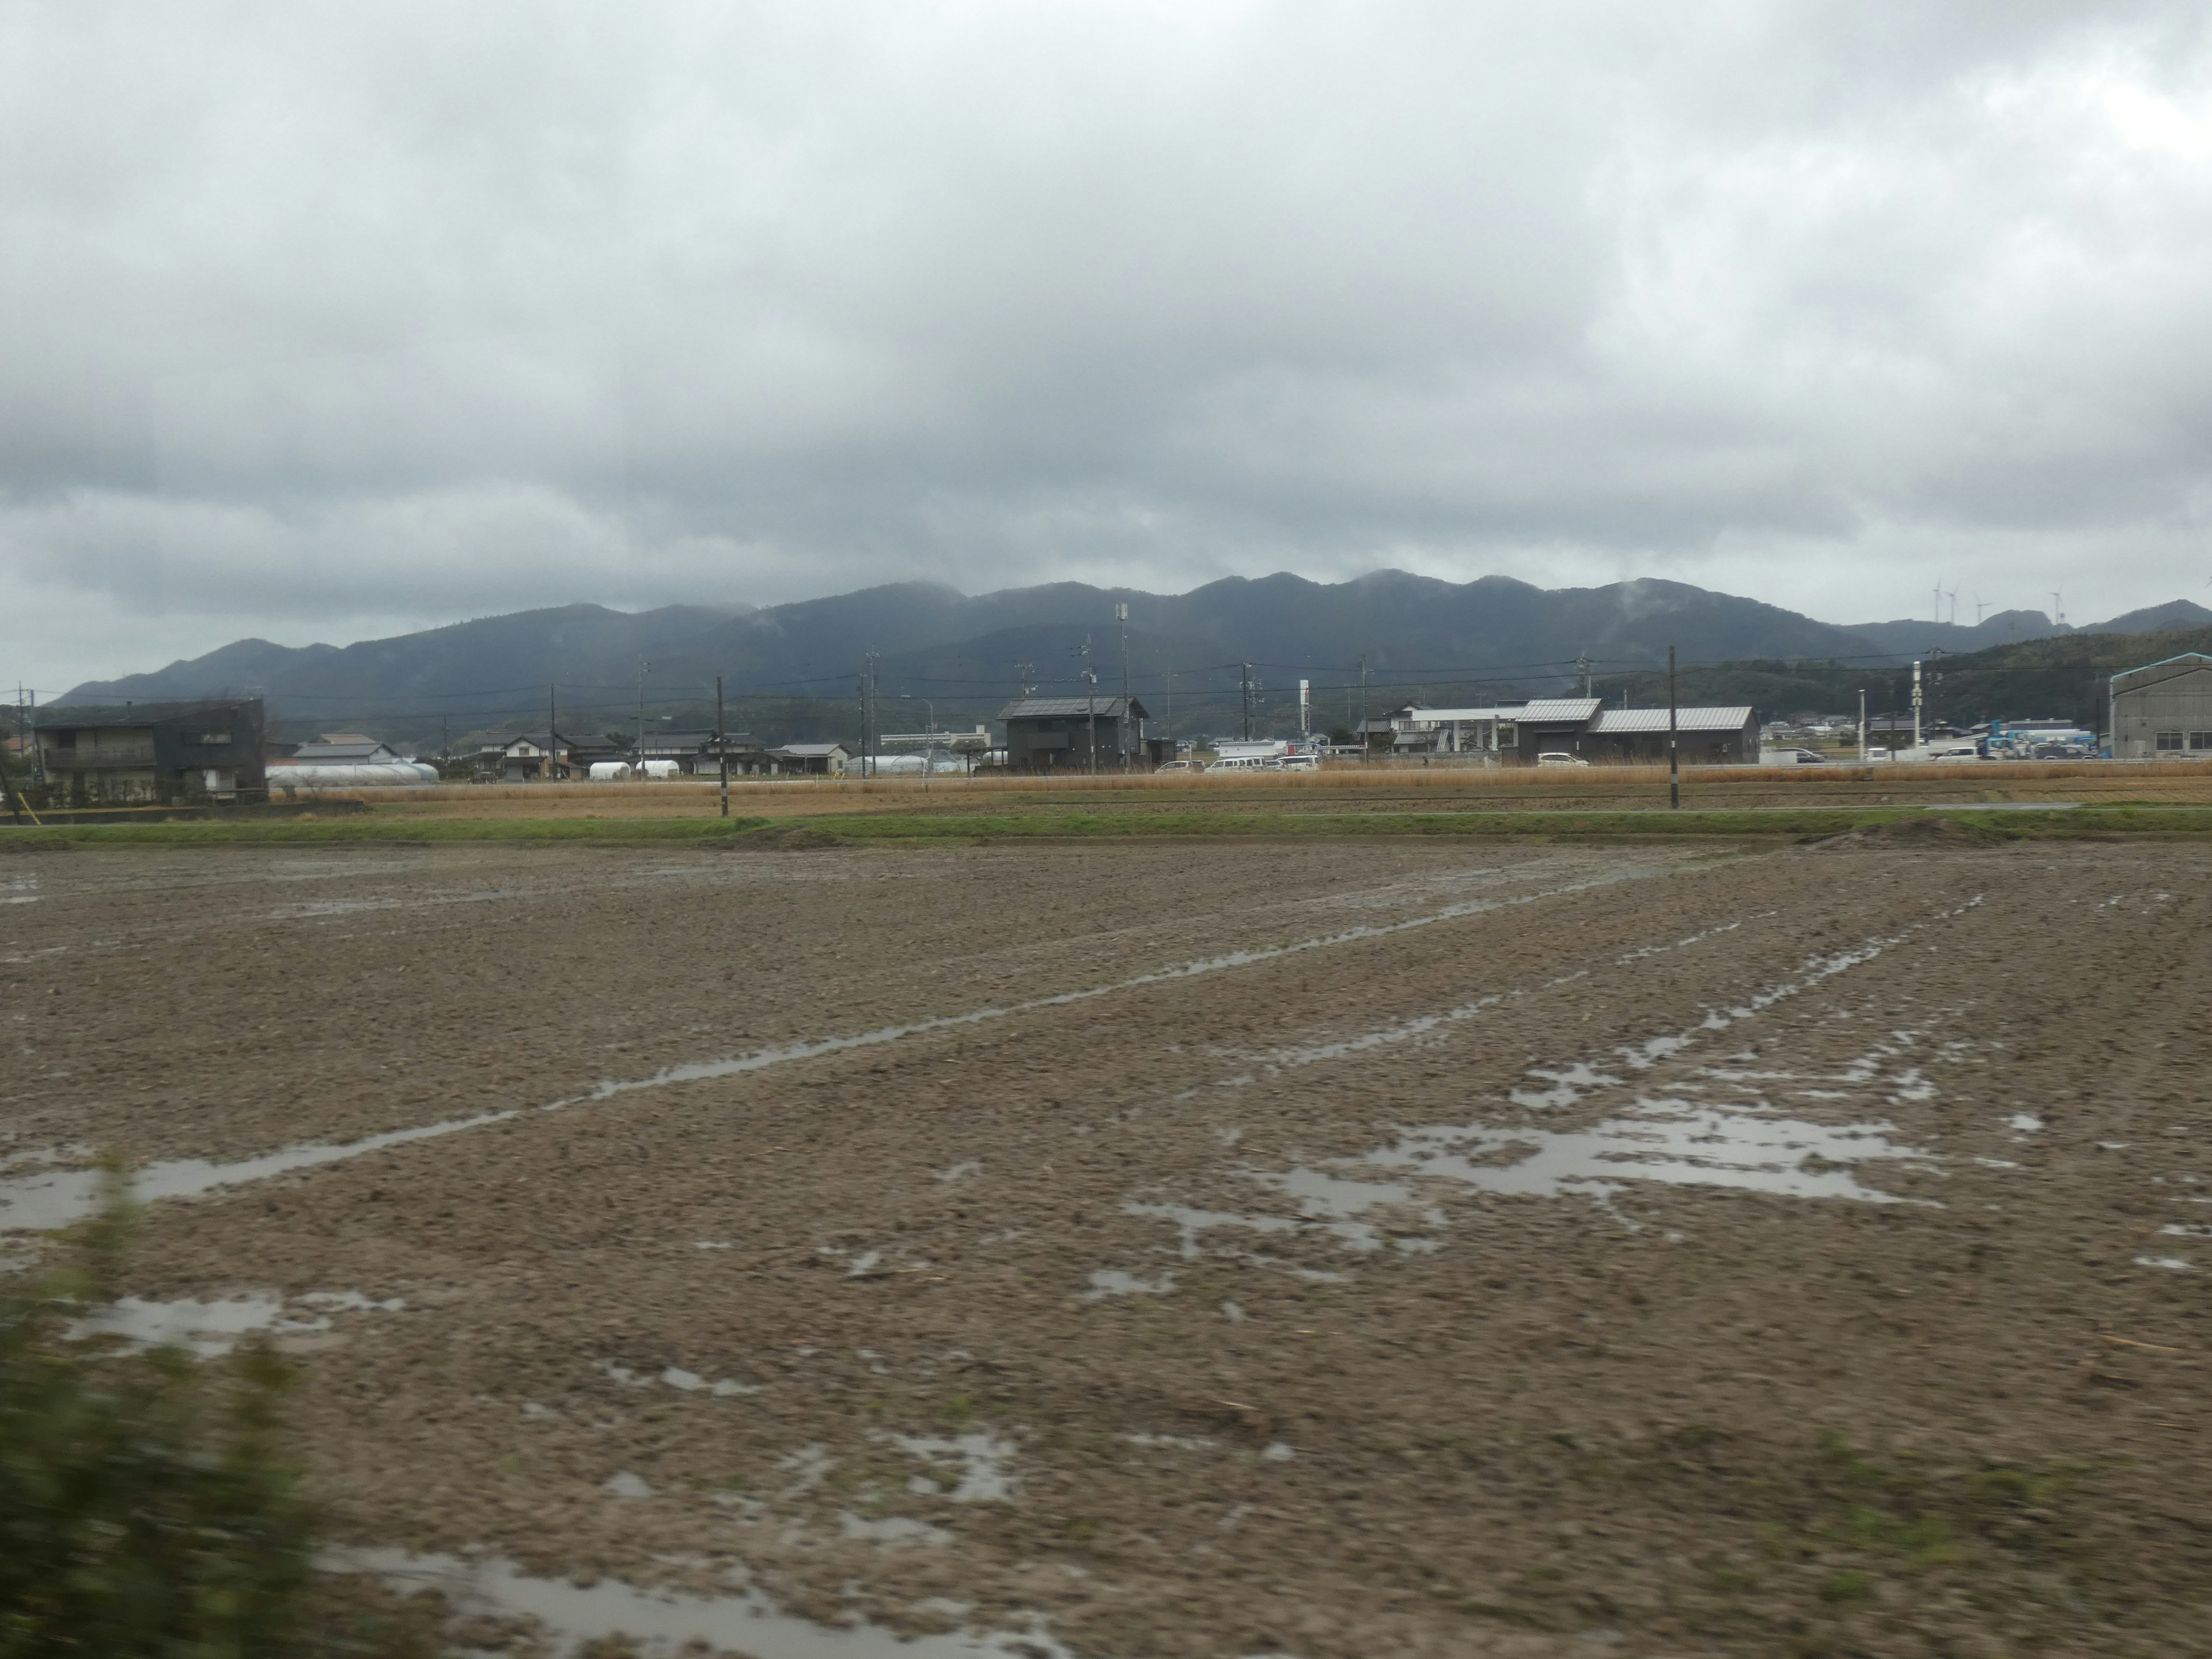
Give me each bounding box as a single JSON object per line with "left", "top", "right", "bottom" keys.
{"left": 0, "top": 1171, "right": 428, "bottom": 1657}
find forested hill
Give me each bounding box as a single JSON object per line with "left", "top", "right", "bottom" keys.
{"left": 1590, "top": 626, "right": 2212, "bottom": 731}
{"left": 56, "top": 571, "right": 2209, "bottom": 745}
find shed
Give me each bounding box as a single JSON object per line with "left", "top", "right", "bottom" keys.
{"left": 2111, "top": 653, "right": 2212, "bottom": 759}
{"left": 766, "top": 742, "right": 850, "bottom": 776}
{"left": 1584, "top": 706, "right": 1760, "bottom": 764}
{"left": 997, "top": 695, "right": 1150, "bottom": 771}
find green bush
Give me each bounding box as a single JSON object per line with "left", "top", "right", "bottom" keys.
{"left": 0, "top": 1171, "right": 404, "bottom": 1657}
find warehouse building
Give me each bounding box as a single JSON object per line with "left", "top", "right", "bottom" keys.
{"left": 1376, "top": 699, "right": 1759, "bottom": 763}
{"left": 998, "top": 695, "right": 1150, "bottom": 771}
{"left": 2111, "top": 653, "right": 2212, "bottom": 759}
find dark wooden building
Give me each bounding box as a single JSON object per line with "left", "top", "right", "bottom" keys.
{"left": 997, "top": 695, "right": 1150, "bottom": 771}
{"left": 35, "top": 699, "right": 267, "bottom": 804}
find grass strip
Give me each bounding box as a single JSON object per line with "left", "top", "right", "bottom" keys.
{"left": 0, "top": 816, "right": 772, "bottom": 849}
{"left": 9, "top": 803, "right": 2210, "bottom": 849}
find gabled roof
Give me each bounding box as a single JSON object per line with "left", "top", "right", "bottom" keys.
{"left": 997, "top": 696, "right": 1149, "bottom": 720}
{"left": 2113, "top": 652, "right": 2212, "bottom": 690}
{"left": 1513, "top": 698, "right": 1605, "bottom": 723}
{"left": 1589, "top": 706, "right": 1756, "bottom": 734}
{"left": 291, "top": 738, "right": 396, "bottom": 762}
{"left": 768, "top": 741, "right": 849, "bottom": 757}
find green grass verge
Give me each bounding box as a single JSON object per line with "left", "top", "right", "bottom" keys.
{"left": 6, "top": 803, "right": 2211, "bottom": 849}
{"left": 0, "top": 816, "right": 772, "bottom": 849}
{"left": 794, "top": 804, "right": 2212, "bottom": 843}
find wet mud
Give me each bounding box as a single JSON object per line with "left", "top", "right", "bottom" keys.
{"left": 4, "top": 839, "right": 2210, "bottom": 1656}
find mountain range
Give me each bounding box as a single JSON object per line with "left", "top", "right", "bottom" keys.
{"left": 57, "top": 573, "right": 2212, "bottom": 740}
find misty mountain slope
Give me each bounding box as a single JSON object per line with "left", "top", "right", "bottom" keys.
{"left": 58, "top": 572, "right": 2205, "bottom": 719}
{"left": 63, "top": 604, "right": 750, "bottom": 709}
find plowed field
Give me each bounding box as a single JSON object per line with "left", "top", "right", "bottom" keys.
{"left": 3, "top": 835, "right": 2207, "bottom": 1657}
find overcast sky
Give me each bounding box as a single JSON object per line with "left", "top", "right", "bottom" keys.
{"left": 5, "top": 1, "right": 2210, "bottom": 692}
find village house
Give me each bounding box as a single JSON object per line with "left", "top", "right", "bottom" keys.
{"left": 35, "top": 699, "right": 267, "bottom": 804}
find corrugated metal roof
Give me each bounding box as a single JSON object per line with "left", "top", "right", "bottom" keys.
{"left": 997, "top": 696, "right": 1147, "bottom": 719}
{"left": 1589, "top": 706, "right": 1755, "bottom": 734}
{"left": 1394, "top": 706, "right": 1519, "bottom": 724}
{"left": 769, "top": 742, "right": 848, "bottom": 756}
{"left": 1516, "top": 698, "right": 1604, "bottom": 722}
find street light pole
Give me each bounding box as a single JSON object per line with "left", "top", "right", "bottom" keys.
{"left": 1668, "top": 645, "right": 1680, "bottom": 810}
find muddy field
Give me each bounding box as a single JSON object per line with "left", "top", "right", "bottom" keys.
{"left": 3, "top": 835, "right": 2209, "bottom": 1657}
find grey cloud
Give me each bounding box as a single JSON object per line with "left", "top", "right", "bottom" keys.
{"left": 2, "top": 0, "right": 2210, "bottom": 692}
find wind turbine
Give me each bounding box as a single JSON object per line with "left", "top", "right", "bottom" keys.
{"left": 2050, "top": 590, "right": 2066, "bottom": 626}
{"left": 1975, "top": 594, "right": 1990, "bottom": 626}
{"left": 1946, "top": 588, "right": 1959, "bottom": 626}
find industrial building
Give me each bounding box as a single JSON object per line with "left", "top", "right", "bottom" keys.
{"left": 997, "top": 695, "right": 1150, "bottom": 771}
{"left": 2110, "top": 653, "right": 2212, "bottom": 759}
{"left": 34, "top": 699, "right": 266, "bottom": 803}
{"left": 1372, "top": 700, "right": 1760, "bottom": 763}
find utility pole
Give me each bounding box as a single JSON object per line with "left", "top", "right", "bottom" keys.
{"left": 1073, "top": 637, "right": 1097, "bottom": 775}
{"left": 1667, "top": 645, "right": 1680, "bottom": 810}
{"left": 440, "top": 713, "right": 449, "bottom": 767}
{"left": 635, "top": 659, "right": 649, "bottom": 774}
{"left": 1116, "top": 603, "right": 1131, "bottom": 771}
{"left": 716, "top": 675, "right": 729, "bottom": 818}
{"left": 1164, "top": 669, "right": 1173, "bottom": 751}
{"left": 1911, "top": 659, "right": 1923, "bottom": 750}
{"left": 1857, "top": 688, "right": 1867, "bottom": 762}
{"left": 1577, "top": 652, "right": 1591, "bottom": 699}
{"left": 1241, "top": 662, "right": 1255, "bottom": 742}
{"left": 1359, "top": 656, "right": 1369, "bottom": 760}
{"left": 548, "top": 683, "right": 557, "bottom": 783}
{"left": 860, "top": 652, "right": 881, "bottom": 777}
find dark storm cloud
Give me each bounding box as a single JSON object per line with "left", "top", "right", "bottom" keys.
{"left": 2, "top": 0, "right": 2209, "bottom": 687}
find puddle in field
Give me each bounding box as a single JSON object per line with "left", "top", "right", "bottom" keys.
{"left": 840, "top": 1513, "right": 953, "bottom": 1547}
{"left": 892, "top": 1432, "right": 1020, "bottom": 1502}
{"left": 604, "top": 1361, "right": 762, "bottom": 1397}
{"left": 267, "top": 888, "right": 522, "bottom": 920}
{"left": 327, "top": 1547, "right": 1074, "bottom": 1658}
{"left": 0, "top": 1110, "right": 519, "bottom": 1233}
{"left": 1120, "top": 907, "right": 1972, "bottom": 1272}
{"left": 3, "top": 861, "right": 1679, "bottom": 1236}
{"left": 2137, "top": 1256, "right": 2192, "bottom": 1271}
{"left": 1354, "top": 1103, "right": 1932, "bottom": 1209}
{"left": 70, "top": 1289, "right": 403, "bottom": 1357}
{"left": 1082, "top": 1269, "right": 1176, "bottom": 1298}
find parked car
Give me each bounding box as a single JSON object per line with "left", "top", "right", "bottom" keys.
{"left": 1536, "top": 752, "right": 1589, "bottom": 768}
{"left": 1153, "top": 759, "right": 1200, "bottom": 774}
